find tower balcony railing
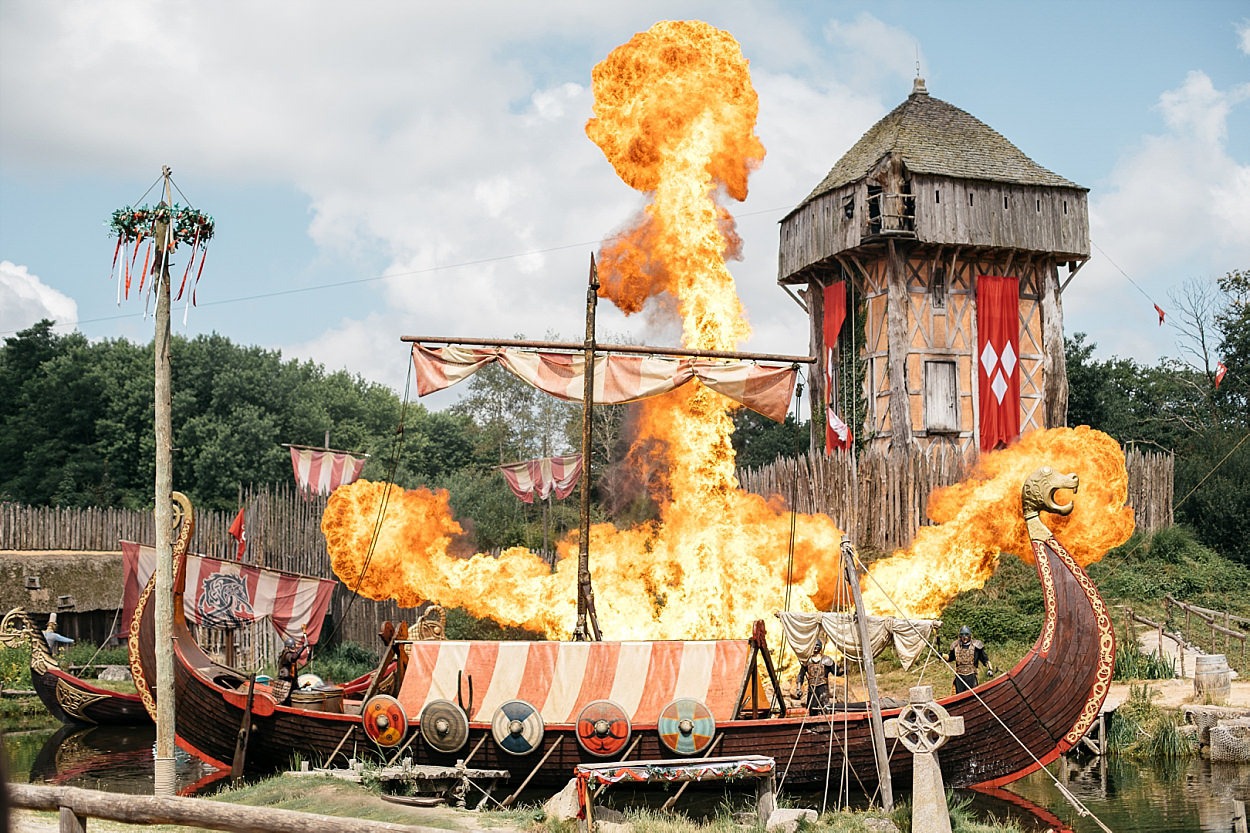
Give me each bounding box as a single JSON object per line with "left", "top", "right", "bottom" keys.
{"left": 865, "top": 191, "right": 916, "bottom": 238}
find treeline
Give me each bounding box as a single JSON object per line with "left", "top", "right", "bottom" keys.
{"left": 0, "top": 321, "right": 802, "bottom": 554}
{"left": 1064, "top": 269, "right": 1249, "bottom": 564}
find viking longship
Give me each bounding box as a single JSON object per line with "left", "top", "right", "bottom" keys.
{"left": 1, "top": 607, "right": 150, "bottom": 726}
{"left": 130, "top": 467, "right": 1113, "bottom": 790}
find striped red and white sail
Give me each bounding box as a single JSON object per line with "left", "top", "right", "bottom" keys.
{"left": 289, "top": 447, "right": 366, "bottom": 495}
{"left": 499, "top": 455, "right": 583, "bottom": 503}
{"left": 412, "top": 344, "right": 796, "bottom": 422}
{"left": 397, "top": 638, "right": 750, "bottom": 725}
{"left": 120, "top": 541, "right": 336, "bottom": 643}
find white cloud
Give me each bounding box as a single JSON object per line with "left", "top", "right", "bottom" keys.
{"left": 1068, "top": 70, "right": 1250, "bottom": 362}
{"left": 1238, "top": 20, "right": 1250, "bottom": 54}
{"left": 0, "top": 261, "right": 78, "bottom": 335}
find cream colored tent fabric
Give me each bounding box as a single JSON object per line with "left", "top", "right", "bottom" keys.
{"left": 777, "top": 611, "right": 942, "bottom": 671}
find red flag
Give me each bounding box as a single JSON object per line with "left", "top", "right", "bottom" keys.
{"left": 228, "top": 507, "right": 246, "bottom": 560}
{"left": 823, "top": 281, "right": 853, "bottom": 452}
{"left": 1154, "top": 304, "right": 1166, "bottom": 326}
{"left": 1215, "top": 361, "right": 1227, "bottom": 390}
{"left": 977, "top": 276, "right": 1021, "bottom": 452}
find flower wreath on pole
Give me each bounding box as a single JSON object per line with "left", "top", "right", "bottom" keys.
{"left": 107, "top": 203, "right": 216, "bottom": 303}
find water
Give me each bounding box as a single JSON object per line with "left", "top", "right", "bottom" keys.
{"left": 6, "top": 724, "right": 223, "bottom": 795}
{"left": 1002, "top": 755, "right": 1250, "bottom": 833}
{"left": 6, "top": 728, "right": 1249, "bottom": 830}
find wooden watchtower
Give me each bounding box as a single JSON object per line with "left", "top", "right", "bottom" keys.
{"left": 778, "top": 78, "right": 1089, "bottom": 453}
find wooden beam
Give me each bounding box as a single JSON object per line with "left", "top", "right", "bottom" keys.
{"left": 10, "top": 784, "right": 423, "bottom": 833}
{"left": 402, "top": 335, "right": 814, "bottom": 365}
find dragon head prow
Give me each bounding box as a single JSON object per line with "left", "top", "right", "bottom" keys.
{"left": 1022, "top": 467, "right": 1079, "bottom": 540}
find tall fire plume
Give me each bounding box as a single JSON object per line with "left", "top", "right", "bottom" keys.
{"left": 322, "top": 21, "right": 1135, "bottom": 641}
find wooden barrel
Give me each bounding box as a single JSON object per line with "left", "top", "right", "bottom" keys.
{"left": 317, "top": 684, "right": 344, "bottom": 714}
{"left": 291, "top": 688, "right": 327, "bottom": 711}
{"left": 1194, "top": 654, "right": 1231, "bottom": 704}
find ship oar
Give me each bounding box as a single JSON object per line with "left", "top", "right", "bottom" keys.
{"left": 230, "top": 673, "right": 258, "bottom": 781}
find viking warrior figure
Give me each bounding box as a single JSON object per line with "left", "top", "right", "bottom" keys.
{"left": 796, "top": 640, "right": 841, "bottom": 713}
{"left": 948, "top": 625, "right": 991, "bottom": 693}
{"left": 273, "top": 630, "right": 310, "bottom": 704}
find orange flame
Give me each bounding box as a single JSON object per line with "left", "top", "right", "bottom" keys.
{"left": 861, "top": 427, "right": 1135, "bottom": 618}
{"left": 320, "top": 22, "right": 1135, "bottom": 642}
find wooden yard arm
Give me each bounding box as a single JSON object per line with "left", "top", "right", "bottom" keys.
{"left": 8, "top": 783, "right": 445, "bottom": 833}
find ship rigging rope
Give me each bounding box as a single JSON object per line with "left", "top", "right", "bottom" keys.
{"left": 853, "top": 547, "right": 1118, "bottom": 833}
{"left": 320, "top": 357, "right": 415, "bottom": 648}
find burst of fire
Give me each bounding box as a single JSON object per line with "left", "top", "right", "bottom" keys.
{"left": 321, "top": 21, "right": 1135, "bottom": 641}
{"left": 860, "top": 426, "right": 1136, "bottom": 618}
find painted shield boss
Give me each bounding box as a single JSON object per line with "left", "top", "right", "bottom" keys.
{"left": 491, "top": 699, "right": 544, "bottom": 756}
{"left": 362, "top": 694, "right": 408, "bottom": 748}
{"left": 658, "top": 698, "right": 715, "bottom": 755}
{"left": 419, "top": 698, "right": 469, "bottom": 753}
{"left": 576, "top": 699, "right": 631, "bottom": 757}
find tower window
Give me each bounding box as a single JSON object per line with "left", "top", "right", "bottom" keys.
{"left": 931, "top": 267, "right": 946, "bottom": 310}
{"left": 843, "top": 195, "right": 855, "bottom": 219}
{"left": 935, "top": 189, "right": 941, "bottom": 204}
{"left": 968, "top": 192, "right": 974, "bottom": 206}
{"left": 1036, "top": 198, "right": 1041, "bottom": 212}
{"left": 924, "top": 361, "right": 959, "bottom": 432}
{"left": 1003, "top": 195, "right": 1009, "bottom": 210}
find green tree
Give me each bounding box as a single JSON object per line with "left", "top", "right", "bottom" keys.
{"left": 732, "top": 410, "right": 809, "bottom": 469}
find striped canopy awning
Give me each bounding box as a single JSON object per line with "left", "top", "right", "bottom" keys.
{"left": 398, "top": 639, "right": 752, "bottom": 725}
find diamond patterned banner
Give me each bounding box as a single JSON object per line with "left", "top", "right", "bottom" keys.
{"left": 976, "top": 276, "right": 1021, "bottom": 451}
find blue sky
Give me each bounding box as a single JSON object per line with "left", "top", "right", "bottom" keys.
{"left": 2, "top": 1, "right": 1247, "bottom": 405}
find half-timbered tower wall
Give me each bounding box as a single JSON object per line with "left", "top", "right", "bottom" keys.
{"left": 842, "top": 247, "right": 1057, "bottom": 452}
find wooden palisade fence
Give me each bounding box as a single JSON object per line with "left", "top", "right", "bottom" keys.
{"left": 737, "top": 444, "right": 1173, "bottom": 552}
{"left": 0, "top": 445, "right": 1175, "bottom": 643}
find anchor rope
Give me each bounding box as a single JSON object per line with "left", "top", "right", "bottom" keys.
{"left": 851, "top": 545, "right": 1118, "bottom": 833}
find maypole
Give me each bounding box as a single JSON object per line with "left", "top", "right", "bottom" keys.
{"left": 108, "top": 166, "right": 215, "bottom": 795}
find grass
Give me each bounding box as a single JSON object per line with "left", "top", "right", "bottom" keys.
{"left": 1104, "top": 683, "right": 1198, "bottom": 760}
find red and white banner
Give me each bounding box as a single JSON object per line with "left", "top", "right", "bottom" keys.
{"left": 1215, "top": 360, "right": 1227, "bottom": 390}
{"left": 412, "top": 344, "right": 797, "bottom": 422}
{"left": 976, "top": 275, "right": 1021, "bottom": 452}
{"left": 398, "top": 638, "right": 751, "bottom": 724}
{"left": 289, "top": 447, "right": 366, "bottom": 495}
{"left": 120, "top": 541, "right": 336, "bottom": 643}
{"left": 823, "top": 281, "right": 853, "bottom": 452}
{"left": 499, "top": 455, "right": 583, "bottom": 503}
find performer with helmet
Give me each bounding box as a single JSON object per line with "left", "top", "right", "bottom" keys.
{"left": 795, "top": 639, "right": 843, "bottom": 713}
{"left": 947, "top": 625, "right": 991, "bottom": 693}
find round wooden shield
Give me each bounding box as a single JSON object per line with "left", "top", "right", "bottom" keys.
{"left": 658, "top": 698, "right": 715, "bottom": 755}
{"left": 491, "top": 699, "right": 544, "bottom": 756}
{"left": 361, "top": 694, "right": 408, "bottom": 748}
{"left": 419, "top": 698, "right": 469, "bottom": 753}
{"left": 576, "top": 699, "right": 631, "bottom": 757}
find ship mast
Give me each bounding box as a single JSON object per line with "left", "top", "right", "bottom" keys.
{"left": 574, "top": 255, "right": 602, "bottom": 641}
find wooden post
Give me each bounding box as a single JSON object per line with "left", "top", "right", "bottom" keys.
{"left": 841, "top": 536, "right": 893, "bottom": 810}
{"left": 885, "top": 240, "right": 910, "bottom": 449}
{"left": 575, "top": 255, "right": 601, "bottom": 642}
{"left": 153, "top": 166, "right": 176, "bottom": 796}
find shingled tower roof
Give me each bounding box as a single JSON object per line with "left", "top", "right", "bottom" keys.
{"left": 794, "top": 78, "right": 1083, "bottom": 213}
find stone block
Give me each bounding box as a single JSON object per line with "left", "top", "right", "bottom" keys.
{"left": 765, "top": 807, "right": 817, "bottom": 833}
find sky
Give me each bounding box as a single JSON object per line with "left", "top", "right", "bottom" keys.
{"left": 2, "top": 1, "right": 1247, "bottom": 409}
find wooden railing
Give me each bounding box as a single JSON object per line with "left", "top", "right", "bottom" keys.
{"left": 1165, "top": 595, "right": 1249, "bottom": 673}
{"left": 1125, "top": 606, "right": 1191, "bottom": 677}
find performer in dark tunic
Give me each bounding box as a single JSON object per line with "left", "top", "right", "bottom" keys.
{"left": 796, "top": 640, "right": 842, "bottom": 713}
{"left": 947, "top": 625, "right": 990, "bottom": 693}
